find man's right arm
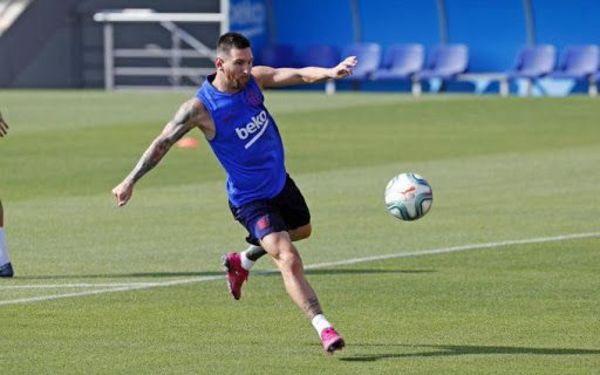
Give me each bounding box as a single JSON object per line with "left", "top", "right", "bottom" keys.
{"left": 112, "top": 98, "right": 203, "bottom": 207}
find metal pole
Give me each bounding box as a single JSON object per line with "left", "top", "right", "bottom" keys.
{"left": 522, "top": 0, "right": 536, "bottom": 45}
{"left": 171, "top": 32, "right": 182, "bottom": 87}
{"left": 103, "top": 23, "right": 114, "bottom": 90}
{"left": 350, "top": 0, "right": 362, "bottom": 43}
{"left": 265, "top": 0, "right": 277, "bottom": 44}
{"left": 436, "top": 0, "right": 448, "bottom": 44}
{"left": 220, "top": 0, "right": 230, "bottom": 34}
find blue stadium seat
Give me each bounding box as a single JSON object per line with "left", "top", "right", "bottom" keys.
{"left": 550, "top": 45, "right": 599, "bottom": 96}
{"left": 302, "top": 44, "right": 340, "bottom": 67}
{"left": 371, "top": 44, "right": 424, "bottom": 80}
{"left": 507, "top": 45, "right": 556, "bottom": 96}
{"left": 371, "top": 44, "right": 424, "bottom": 95}
{"left": 258, "top": 44, "right": 296, "bottom": 68}
{"left": 417, "top": 44, "right": 468, "bottom": 81}
{"left": 549, "top": 45, "right": 598, "bottom": 79}
{"left": 507, "top": 45, "right": 556, "bottom": 80}
{"left": 341, "top": 43, "right": 382, "bottom": 81}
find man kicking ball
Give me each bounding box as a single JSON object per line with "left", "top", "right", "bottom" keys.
{"left": 112, "top": 32, "right": 356, "bottom": 353}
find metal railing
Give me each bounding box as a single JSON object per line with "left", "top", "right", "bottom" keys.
{"left": 0, "top": 0, "right": 31, "bottom": 36}
{"left": 93, "top": 5, "right": 229, "bottom": 90}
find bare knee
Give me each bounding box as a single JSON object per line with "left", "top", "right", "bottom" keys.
{"left": 261, "top": 232, "right": 304, "bottom": 274}
{"left": 277, "top": 245, "right": 304, "bottom": 274}
{"left": 289, "top": 224, "right": 311, "bottom": 241}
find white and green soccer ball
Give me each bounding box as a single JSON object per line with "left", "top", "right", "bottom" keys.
{"left": 384, "top": 172, "right": 433, "bottom": 221}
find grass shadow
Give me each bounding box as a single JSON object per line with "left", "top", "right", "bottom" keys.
{"left": 15, "top": 268, "right": 433, "bottom": 280}
{"left": 341, "top": 344, "right": 600, "bottom": 362}
{"left": 304, "top": 268, "right": 434, "bottom": 276}
{"left": 16, "top": 271, "right": 223, "bottom": 280}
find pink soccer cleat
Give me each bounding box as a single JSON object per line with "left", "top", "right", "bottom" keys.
{"left": 222, "top": 252, "right": 249, "bottom": 300}
{"left": 320, "top": 327, "right": 345, "bottom": 354}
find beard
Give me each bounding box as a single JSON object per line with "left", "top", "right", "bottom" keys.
{"left": 226, "top": 71, "right": 249, "bottom": 90}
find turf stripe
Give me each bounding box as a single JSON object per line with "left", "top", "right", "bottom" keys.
{"left": 0, "top": 282, "right": 161, "bottom": 289}
{"left": 0, "top": 231, "right": 598, "bottom": 306}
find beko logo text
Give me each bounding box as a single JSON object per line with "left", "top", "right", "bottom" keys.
{"left": 235, "top": 110, "right": 270, "bottom": 149}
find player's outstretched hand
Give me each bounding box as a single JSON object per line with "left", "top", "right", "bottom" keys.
{"left": 330, "top": 56, "right": 358, "bottom": 80}
{"left": 112, "top": 180, "right": 134, "bottom": 207}
{"left": 0, "top": 111, "right": 9, "bottom": 137}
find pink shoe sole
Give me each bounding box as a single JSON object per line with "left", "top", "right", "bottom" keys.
{"left": 222, "top": 252, "right": 248, "bottom": 300}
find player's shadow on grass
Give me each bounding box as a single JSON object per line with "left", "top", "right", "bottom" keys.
{"left": 18, "top": 271, "right": 224, "bottom": 280}
{"left": 18, "top": 268, "right": 433, "bottom": 280}
{"left": 304, "top": 269, "right": 434, "bottom": 276}
{"left": 340, "top": 344, "right": 600, "bottom": 362}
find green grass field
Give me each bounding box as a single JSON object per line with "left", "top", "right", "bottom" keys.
{"left": 0, "top": 91, "right": 599, "bottom": 374}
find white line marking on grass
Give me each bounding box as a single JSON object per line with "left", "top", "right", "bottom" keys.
{"left": 0, "top": 275, "right": 223, "bottom": 306}
{"left": 0, "top": 231, "right": 598, "bottom": 306}
{"left": 0, "top": 282, "right": 162, "bottom": 289}
{"left": 303, "top": 231, "right": 600, "bottom": 270}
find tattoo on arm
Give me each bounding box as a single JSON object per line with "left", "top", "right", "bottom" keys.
{"left": 127, "top": 100, "right": 198, "bottom": 183}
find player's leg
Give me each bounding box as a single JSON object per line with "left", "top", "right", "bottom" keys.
{"left": 236, "top": 175, "right": 311, "bottom": 271}
{"left": 224, "top": 223, "right": 311, "bottom": 298}
{"left": 260, "top": 231, "right": 344, "bottom": 353}
{"left": 223, "top": 194, "right": 312, "bottom": 300}
{"left": 223, "top": 200, "right": 273, "bottom": 300}
{"left": 0, "top": 200, "right": 14, "bottom": 278}
{"left": 237, "top": 223, "right": 311, "bottom": 270}
{"left": 289, "top": 223, "right": 312, "bottom": 241}
{"left": 224, "top": 175, "right": 312, "bottom": 299}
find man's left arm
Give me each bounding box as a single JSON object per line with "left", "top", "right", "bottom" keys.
{"left": 253, "top": 56, "right": 358, "bottom": 89}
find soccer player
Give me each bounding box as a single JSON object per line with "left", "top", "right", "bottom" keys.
{"left": 0, "top": 111, "right": 14, "bottom": 278}
{"left": 112, "top": 32, "right": 356, "bottom": 353}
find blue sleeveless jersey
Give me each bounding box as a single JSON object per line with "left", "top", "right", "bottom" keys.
{"left": 196, "top": 74, "right": 287, "bottom": 207}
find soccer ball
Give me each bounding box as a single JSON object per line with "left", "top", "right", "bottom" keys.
{"left": 384, "top": 172, "right": 433, "bottom": 221}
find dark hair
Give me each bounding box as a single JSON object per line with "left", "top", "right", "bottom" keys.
{"left": 217, "top": 32, "right": 251, "bottom": 56}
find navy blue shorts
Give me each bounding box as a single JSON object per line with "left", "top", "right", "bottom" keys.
{"left": 229, "top": 175, "right": 311, "bottom": 245}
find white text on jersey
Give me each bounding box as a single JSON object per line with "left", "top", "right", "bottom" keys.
{"left": 235, "top": 110, "right": 270, "bottom": 149}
